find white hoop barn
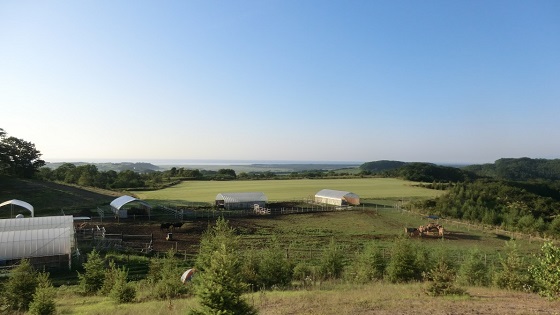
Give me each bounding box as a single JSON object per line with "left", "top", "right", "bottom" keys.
{"left": 314, "top": 189, "right": 360, "bottom": 206}
{"left": 215, "top": 192, "right": 267, "bottom": 210}
{"left": 0, "top": 216, "right": 75, "bottom": 269}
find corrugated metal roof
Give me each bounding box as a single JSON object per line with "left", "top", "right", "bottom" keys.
{"left": 215, "top": 192, "right": 268, "bottom": 203}
{"left": 315, "top": 189, "right": 359, "bottom": 199}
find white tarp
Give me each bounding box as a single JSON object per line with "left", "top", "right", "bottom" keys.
{"left": 0, "top": 199, "right": 34, "bottom": 217}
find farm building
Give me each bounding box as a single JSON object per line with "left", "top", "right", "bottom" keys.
{"left": 0, "top": 216, "right": 75, "bottom": 269}
{"left": 110, "top": 195, "right": 152, "bottom": 219}
{"left": 314, "top": 189, "right": 360, "bottom": 206}
{"left": 0, "top": 199, "right": 34, "bottom": 217}
{"left": 215, "top": 192, "right": 267, "bottom": 210}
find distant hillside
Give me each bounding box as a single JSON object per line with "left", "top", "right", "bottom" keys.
{"left": 360, "top": 160, "right": 476, "bottom": 182}
{"left": 463, "top": 158, "right": 560, "bottom": 181}
{"left": 0, "top": 176, "right": 119, "bottom": 217}
{"left": 45, "top": 162, "right": 161, "bottom": 173}
{"left": 391, "top": 162, "right": 477, "bottom": 182}
{"left": 359, "top": 160, "right": 407, "bottom": 173}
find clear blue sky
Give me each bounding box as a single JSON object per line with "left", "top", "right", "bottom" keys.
{"left": 1, "top": 0, "right": 559, "bottom": 164}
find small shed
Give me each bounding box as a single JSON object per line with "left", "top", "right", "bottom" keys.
{"left": 215, "top": 192, "right": 267, "bottom": 210}
{"left": 0, "top": 216, "right": 75, "bottom": 269}
{"left": 110, "top": 195, "right": 152, "bottom": 219}
{"left": 314, "top": 189, "right": 360, "bottom": 206}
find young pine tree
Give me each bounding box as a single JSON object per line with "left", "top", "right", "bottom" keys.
{"left": 190, "top": 217, "right": 257, "bottom": 315}
{"left": 493, "top": 241, "right": 533, "bottom": 291}
{"left": 28, "top": 272, "right": 56, "bottom": 315}
{"left": 457, "top": 248, "right": 490, "bottom": 287}
{"left": 319, "top": 238, "right": 345, "bottom": 280}
{"left": 78, "top": 249, "right": 106, "bottom": 295}
{"left": 2, "top": 259, "right": 38, "bottom": 312}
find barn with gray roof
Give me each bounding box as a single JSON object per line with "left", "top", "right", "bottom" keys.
{"left": 314, "top": 189, "right": 360, "bottom": 206}
{"left": 215, "top": 192, "right": 267, "bottom": 210}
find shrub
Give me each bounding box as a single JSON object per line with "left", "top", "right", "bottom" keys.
{"left": 319, "top": 238, "right": 345, "bottom": 280}
{"left": 529, "top": 241, "right": 560, "bottom": 299}
{"left": 425, "top": 259, "right": 466, "bottom": 297}
{"left": 28, "top": 272, "right": 56, "bottom": 315}
{"left": 386, "top": 238, "right": 422, "bottom": 283}
{"left": 2, "top": 259, "right": 38, "bottom": 312}
{"left": 457, "top": 248, "right": 490, "bottom": 287}
{"left": 153, "top": 249, "right": 188, "bottom": 300}
{"left": 78, "top": 249, "right": 105, "bottom": 294}
{"left": 347, "top": 242, "right": 386, "bottom": 283}
{"left": 100, "top": 260, "right": 119, "bottom": 296}
{"left": 189, "top": 217, "right": 256, "bottom": 315}
{"left": 109, "top": 266, "right": 136, "bottom": 303}
{"left": 257, "top": 240, "right": 293, "bottom": 289}
{"left": 493, "top": 241, "right": 534, "bottom": 291}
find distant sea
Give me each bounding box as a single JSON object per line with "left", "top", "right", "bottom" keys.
{"left": 46, "top": 159, "right": 364, "bottom": 166}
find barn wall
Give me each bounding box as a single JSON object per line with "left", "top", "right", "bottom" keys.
{"left": 314, "top": 196, "right": 343, "bottom": 206}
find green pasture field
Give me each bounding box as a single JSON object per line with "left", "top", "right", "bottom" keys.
{"left": 131, "top": 178, "right": 445, "bottom": 206}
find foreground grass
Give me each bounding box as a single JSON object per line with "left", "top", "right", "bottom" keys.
{"left": 55, "top": 282, "right": 560, "bottom": 315}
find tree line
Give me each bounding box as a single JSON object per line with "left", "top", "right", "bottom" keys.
{"left": 0, "top": 128, "right": 45, "bottom": 178}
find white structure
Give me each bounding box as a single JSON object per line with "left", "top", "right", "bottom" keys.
{"left": 0, "top": 199, "right": 34, "bottom": 217}
{"left": 314, "top": 189, "right": 360, "bottom": 206}
{"left": 215, "top": 192, "right": 267, "bottom": 210}
{"left": 0, "top": 216, "right": 75, "bottom": 269}
{"left": 110, "top": 195, "right": 152, "bottom": 219}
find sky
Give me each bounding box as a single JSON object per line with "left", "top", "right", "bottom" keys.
{"left": 1, "top": 0, "right": 559, "bottom": 165}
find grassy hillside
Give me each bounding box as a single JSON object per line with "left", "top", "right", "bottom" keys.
{"left": 0, "top": 176, "right": 119, "bottom": 217}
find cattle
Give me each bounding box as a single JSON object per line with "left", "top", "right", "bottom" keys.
{"left": 160, "top": 222, "right": 172, "bottom": 231}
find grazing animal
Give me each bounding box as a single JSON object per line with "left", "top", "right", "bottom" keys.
{"left": 172, "top": 222, "right": 183, "bottom": 228}
{"left": 160, "top": 222, "right": 172, "bottom": 231}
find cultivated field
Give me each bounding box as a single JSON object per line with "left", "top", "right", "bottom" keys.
{"left": 131, "top": 178, "right": 445, "bottom": 206}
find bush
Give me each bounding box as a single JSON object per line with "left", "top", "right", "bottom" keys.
{"left": 319, "top": 238, "right": 345, "bottom": 280}
{"left": 189, "top": 217, "right": 257, "bottom": 315}
{"left": 78, "top": 249, "right": 105, "bottom": 295}
{"left": 28, "top": 272, "right": 56, "bottom": 315}
{"left": 100, "top": 260, "right": 119, "bottom": 296}
{"left": 529, "top": 241, "right": 560, "bottom": 299}
{"left": 109, "top": 266, "right": 136, "bottom": 303}
{"left": 257, "top": 240, "right": 293, "bottom": 289}
{"left": 347, "top": 242, "right": 386, "bottom": 283}
{"left": 152, "top": 249, "right": 188, "bottom": 300}
{"left": 457, "top": 248, "right": 490, "bottom": 287}
{"left": 425, "top": 259, "right": 466, "bottom": 297}
{"left": 2, "top": 259, "right": 38, "bottom": 312}
{"left": 493, "top": 241, "right": 534, "bottom": 291}
{"left": 386, "top": 238, "right": 423, "bottom": 283}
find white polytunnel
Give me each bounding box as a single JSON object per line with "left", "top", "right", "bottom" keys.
{"left": 0, "top": 199, "right": 34, "bottom": 217}
{"left": 215, "top": 192, "right": 267, "bottom": 210}
{"left": 0, "top": 216, "right": 75, "bottom": 269}
{"left": 110, "top": 195, "right": 152, "bottom": 219}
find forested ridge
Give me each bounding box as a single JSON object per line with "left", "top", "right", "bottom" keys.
{"left": 359, "top": 158, "right": 560, "bottom": 237}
